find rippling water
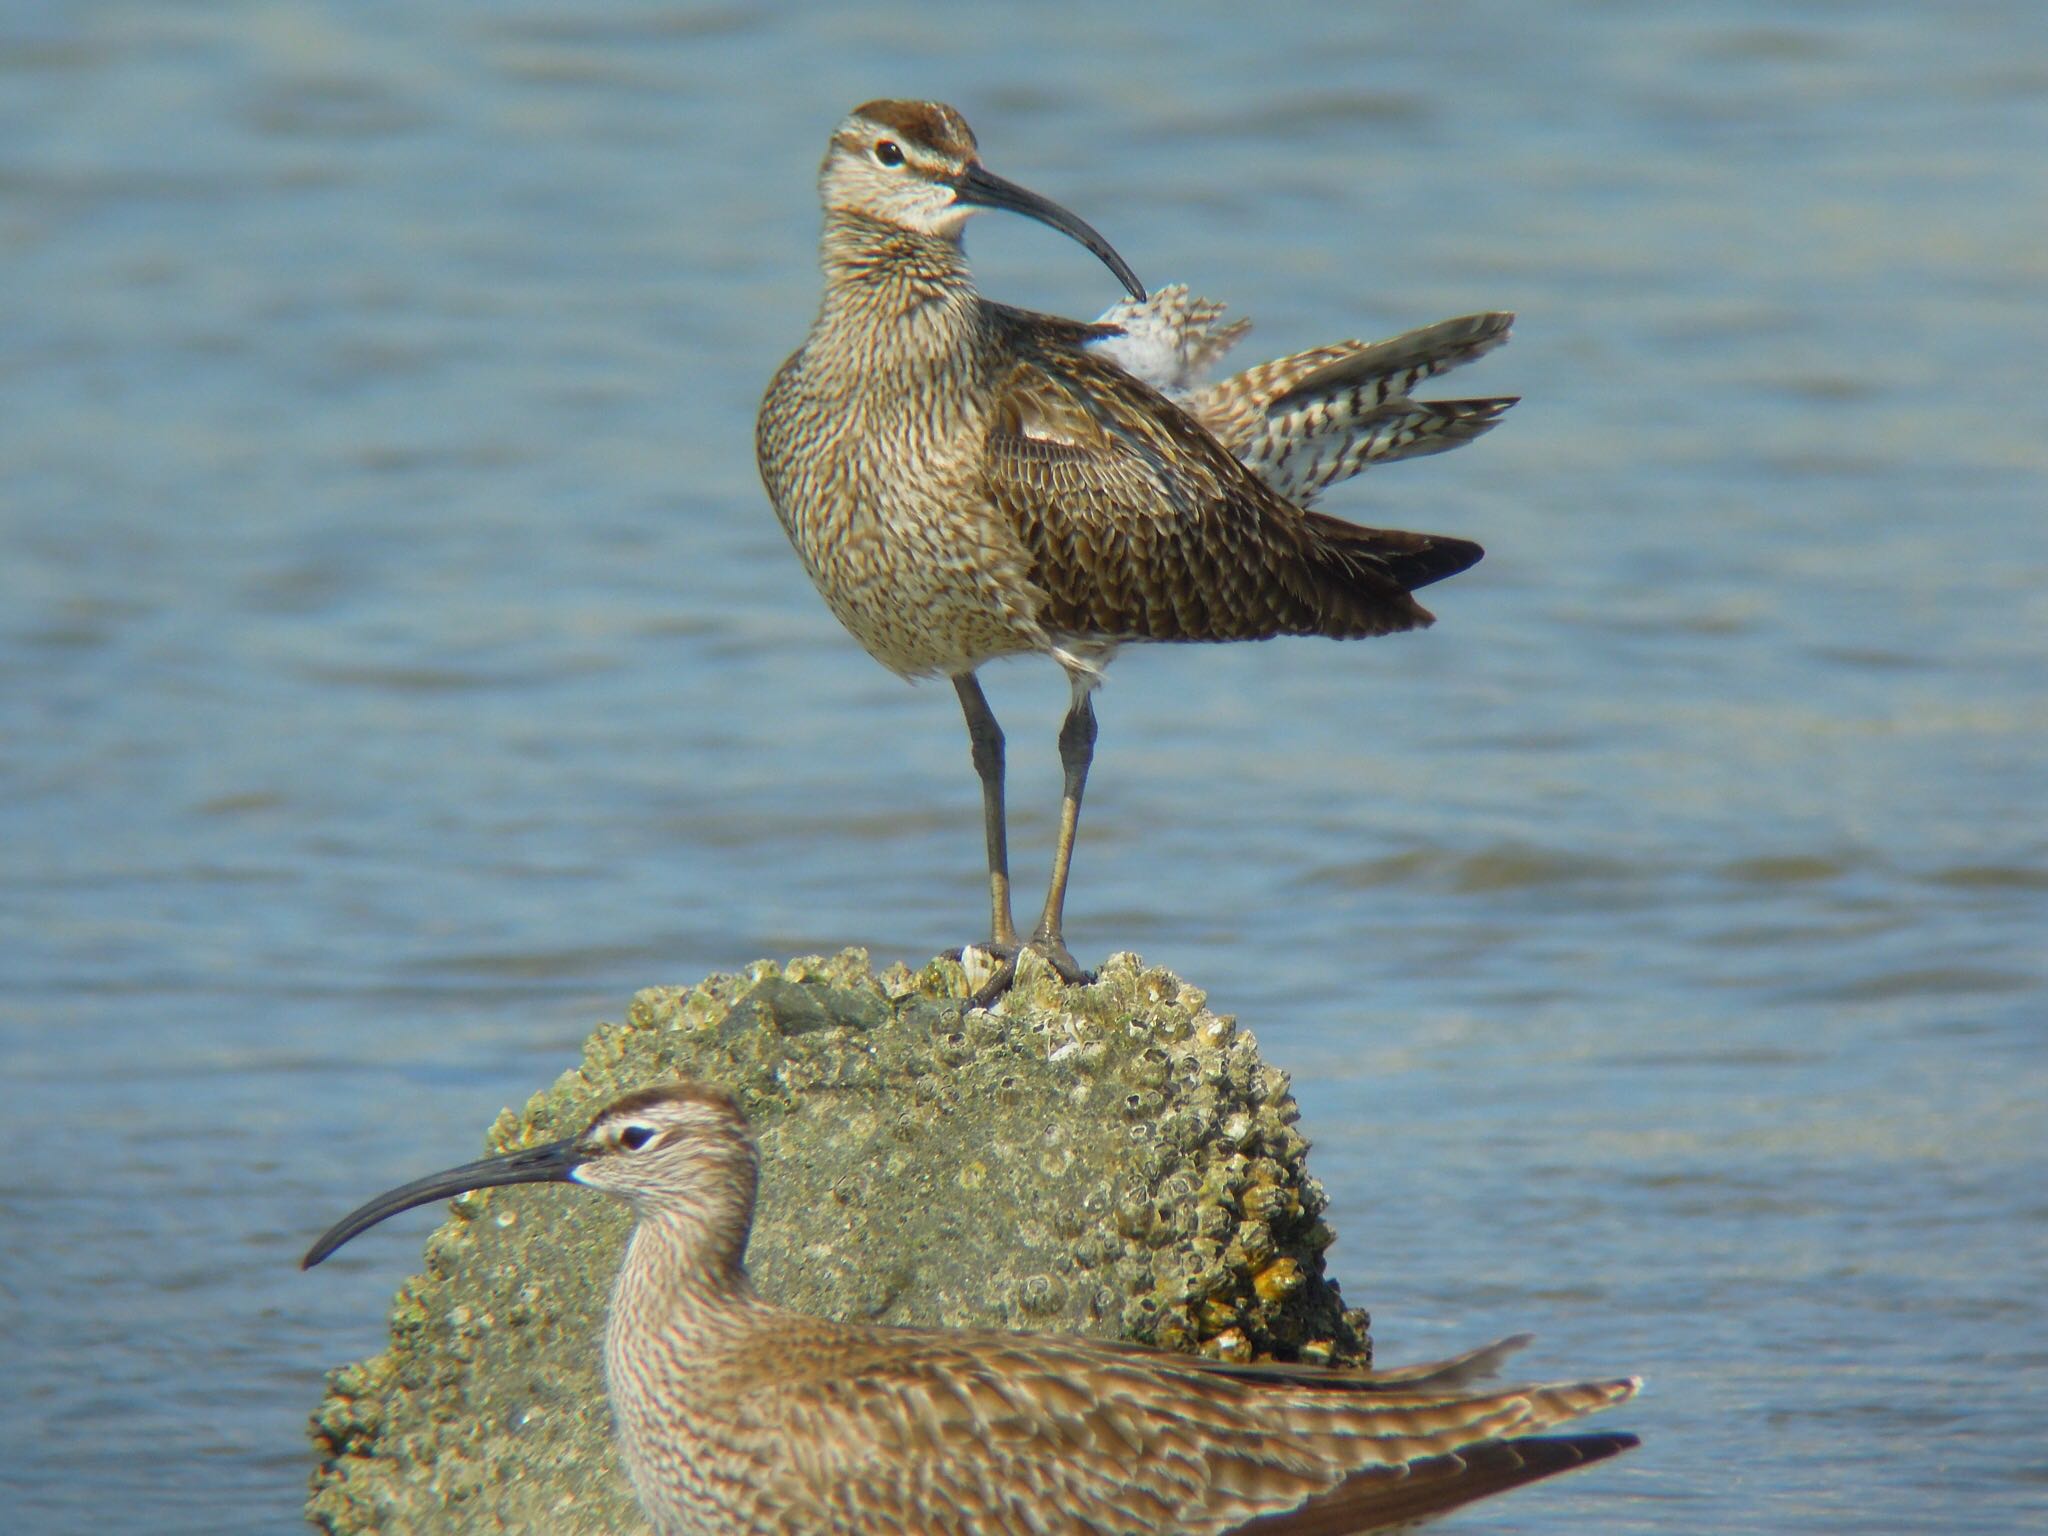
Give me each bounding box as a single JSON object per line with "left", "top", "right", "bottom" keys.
{"left": 3, "top": 3, "right": 2044, "bottom": 1532}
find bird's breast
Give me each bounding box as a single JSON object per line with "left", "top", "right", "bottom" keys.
{"left": 757, "top": 350, "right": 1049, "bottom": 677}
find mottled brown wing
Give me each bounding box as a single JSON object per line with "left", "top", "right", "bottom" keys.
{"left": 736, "top": 1328, "right": 1636, "bottom": 1535}
{"left": 981, "top": 311, "right": 1475, "bottom": 646}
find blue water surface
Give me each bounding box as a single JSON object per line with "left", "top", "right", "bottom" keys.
{"left": 2, "top": 3, "right": 2043, "bottom": 1531}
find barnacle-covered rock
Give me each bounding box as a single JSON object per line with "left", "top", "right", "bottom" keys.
{"left": 306, "top": 950, "right": 1371, "bottom": 1534}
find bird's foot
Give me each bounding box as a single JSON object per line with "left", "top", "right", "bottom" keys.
{"left": 1024, "top": 929, "right": 1092, "bottom": 988}
{"left": 954, "top": 937, "right": 1093, "bottom": 1010}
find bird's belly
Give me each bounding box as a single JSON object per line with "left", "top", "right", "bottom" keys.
{"left": 781, "top": 479, "right": 1046, "bottom": 679}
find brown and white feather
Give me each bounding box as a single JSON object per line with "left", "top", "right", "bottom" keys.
{"left": 1093, "top": 292, "right": 1517, "bottom": 508}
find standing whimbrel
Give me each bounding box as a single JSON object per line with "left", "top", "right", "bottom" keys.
{"left": 757, "top": 101, "right": 1492, "bottom": 998}
{"left": 306, "top": 1084, "right": 1640, "bottom": 1534}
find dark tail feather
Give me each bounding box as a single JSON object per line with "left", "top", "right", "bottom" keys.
{"left": 1238, "top": 1432, "right": 1639, "bottom": 1536}
{"left": 1307, "top": 510, "right": 1484, "bottom": 593}
{"left": 1181, "top": 1334, "right": 1534, "bottom": 1394}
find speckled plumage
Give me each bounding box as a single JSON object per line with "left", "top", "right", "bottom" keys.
{"left": 755, "top": 101, "right": 1495, "bottom": 991}
{"left": 757, "top": 208, "right": 1486, "bottom": 679}
{"left": 309, "top": 1085, "right": 1641, "bottom": 1536}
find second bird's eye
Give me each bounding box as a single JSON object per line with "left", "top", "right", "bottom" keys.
{"left": 618, "top": 1125, "right": 655, "bottom": 1151}
{"left": 873, "top": 139, "right": 904, "bottom": 167}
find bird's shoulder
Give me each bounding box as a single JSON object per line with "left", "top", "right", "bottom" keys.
{"left": 977, "top": 299, "right": 1291, "bottom": 524}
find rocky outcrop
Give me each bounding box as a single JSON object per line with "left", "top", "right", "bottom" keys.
{"left": 306, "top": 949, "right": 1371, "bottom": 1533}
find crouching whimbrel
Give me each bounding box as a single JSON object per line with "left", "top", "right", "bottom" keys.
{"left": 306, "top": 1084, "right": 1639, "bottom": 1534}
{"left": 757, "top": 101, "right": 1506, "bottom": 999}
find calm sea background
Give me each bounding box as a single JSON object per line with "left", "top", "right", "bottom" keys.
{"left": 3, "top": 2, "right": 2044, "bottom": 1531}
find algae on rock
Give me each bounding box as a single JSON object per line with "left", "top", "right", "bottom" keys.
{"left": 307, "top": 950, "right": 1372, "bottom": 1535}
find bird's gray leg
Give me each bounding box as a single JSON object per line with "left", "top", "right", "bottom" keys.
{"left": 1028, "top": 669, "right": 1098, "bottom": 985}
{"left": 953, "top": 673, "right": 1022, "bottom": 955}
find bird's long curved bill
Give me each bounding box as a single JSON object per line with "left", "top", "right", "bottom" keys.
{"left": 301, "top": 1135, "right": 583, "bottom": 1269}
{"left": 955, "top": 162, "right": 1146, "bottom": 302}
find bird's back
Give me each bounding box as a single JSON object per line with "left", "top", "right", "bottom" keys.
{"left": 979, "top": 303, "right": 1484, "bottom": 649}
{"left": 666, "top": 1310, "right": 1636, "bottom": 1534}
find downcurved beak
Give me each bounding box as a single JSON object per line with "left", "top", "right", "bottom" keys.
{"left": 955, "top": 162, "right": 1146, "bottom": 302}
{"left": 301, "top": 1134, "right": 584, "bottom": 1269}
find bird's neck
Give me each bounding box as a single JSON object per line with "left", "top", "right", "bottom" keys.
{"left": 607, "top": 1208, "right": 761, "bottom": 1350}
{"left": 602, "top": 1212, "right": 769, "bottom": 1528}
{"left": 815, "top": 207, "right": 984, "bottom": 361}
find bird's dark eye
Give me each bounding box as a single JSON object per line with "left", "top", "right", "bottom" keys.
{"left": 873, "top": 139, "right": 904, "bottom": 168}
{"left": 618, "top": 1125, "right": 656, "bottom": 1151}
